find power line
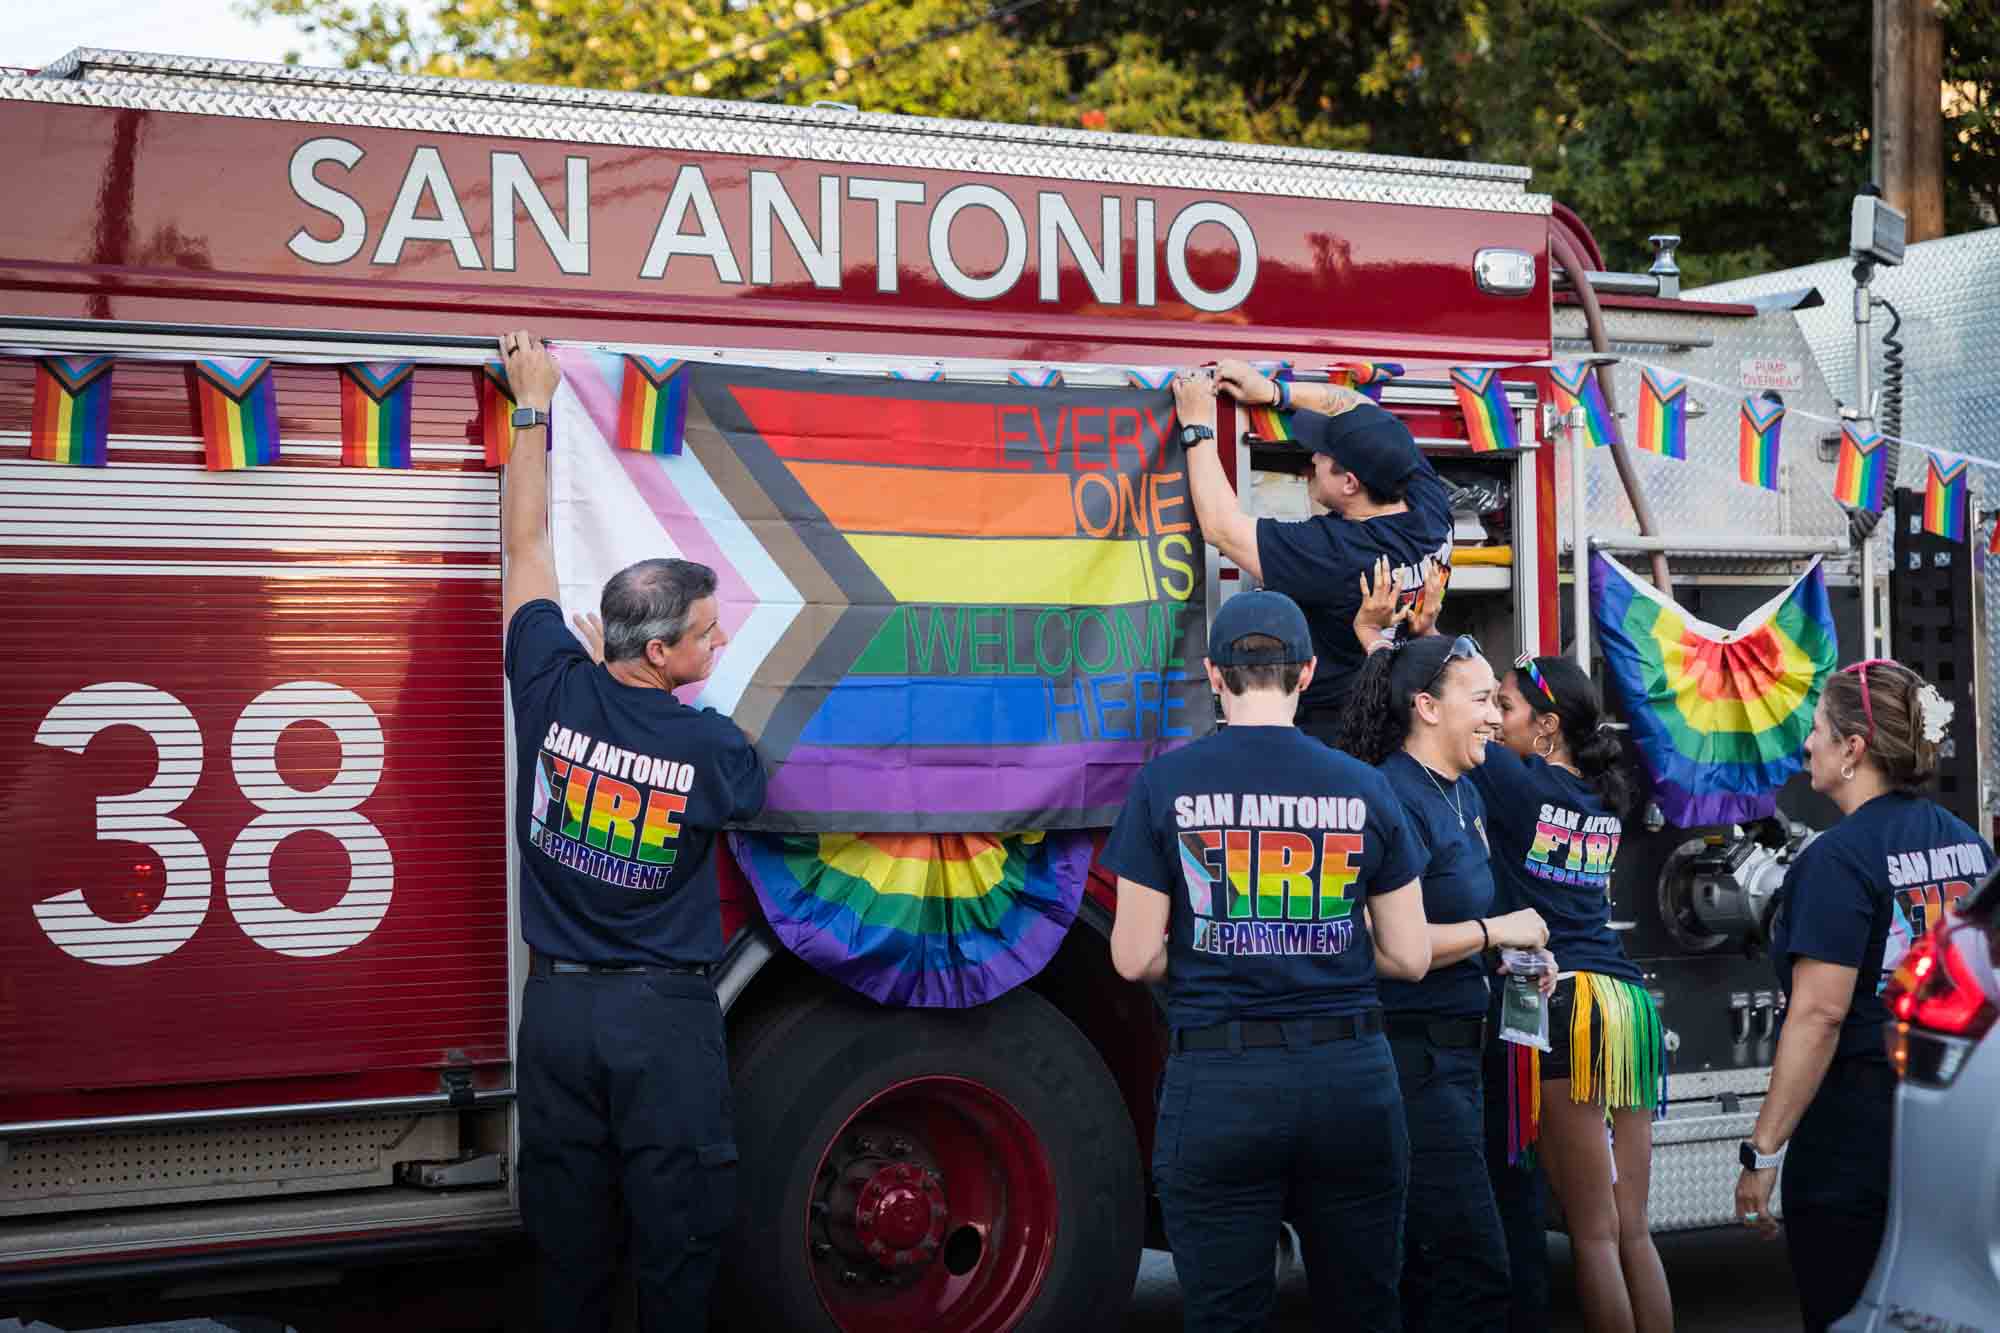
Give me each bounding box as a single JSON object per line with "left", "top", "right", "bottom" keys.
{"left": 642, "top": 0, "right": 885, "bottom": 93}
{"left": 751, "top": 0, "right": 1049, "bottom": 103}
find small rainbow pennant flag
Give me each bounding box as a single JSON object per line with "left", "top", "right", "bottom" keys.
{"left": 1008, "top": 368, "right": 1064, "bottom": 388}
{"left": 1332, "top": 361, "right": 1404, "bottom": 402}
{"left": 1124, "top": 367, "right": 1175, "bottom": 390}
{"left": 1921, "top": 453, "right": 1969, "bottom": 541}
{"left": 1989, "top": 511, "right": 2000, "bottom": 557}
{"left": 1635, "top": 367, "right": 1688, "bottom": 459}
{"left": 338, "top": 362, "right": 415, "bottom": 469}
{"left": 476, "top": 362, "right": 517, "bottom": 468}
{"left": 1241, "top": 402, "right": 1294, "bottom": 442}
{"left": 1833, "top": 423, "right": 1889, "bottom": 512}
{"left": 617, "top": 355, "right": 692, "bottom": 456}
{"left": 888, "top": 368, "right": 946, "bottom": 382}
{"left": 192, "top": 358, "right": 280, "bottom": 471}
{"left": 1450, "top": 367, "right": 1517, "bottom": 453}
{"left": 1550, "top": 362, "right": 1616, "bottom": 448}
{"left": 30, "top": 356, "right": 115, "bottom": 466}
{"left": 1737, "top": 394, "right": 1785, "bottom": 491}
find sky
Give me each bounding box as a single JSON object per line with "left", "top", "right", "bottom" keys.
{"left": 1, "top": 0, "right": 337, "bottom": 70}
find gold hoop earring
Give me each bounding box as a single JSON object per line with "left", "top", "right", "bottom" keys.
{"left": 1534, "top": 733, "right": 1555, "bottom": 758}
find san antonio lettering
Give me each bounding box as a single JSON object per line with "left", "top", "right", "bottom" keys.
{"left": 533, "top": 721, "right": 699, "bottom": 889}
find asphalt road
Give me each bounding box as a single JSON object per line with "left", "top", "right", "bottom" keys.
{"left": 1123, "top": 1228, "right": 1803, "bottom": 1331}
{"left": 4, "top": 1227, "right": 1804, "bottom": 1331}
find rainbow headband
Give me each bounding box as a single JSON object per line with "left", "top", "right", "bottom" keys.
{"left": 1513, "top": 652, "right": 1553, "bottom": 706}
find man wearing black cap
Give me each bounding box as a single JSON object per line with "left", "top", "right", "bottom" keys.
{"left": 1104, "top": 587, "right": 1433, "bottom": 1332}
{"left": 1170, "top": 364, "right": 1455, "bottom": 743}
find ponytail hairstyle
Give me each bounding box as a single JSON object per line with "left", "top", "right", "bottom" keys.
{"left": 1336, "top": 636, "right": 1467, "bottom": 766}
{"left": 1514, "top": 654, "right": 1636, "bottom": 818}
{"left": 1818, "top": 659, "right": 1942, "bottom": 792}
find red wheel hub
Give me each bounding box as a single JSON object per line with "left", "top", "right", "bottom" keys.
{"left": 805, "top": 1076, "right": 1058, "bottom": 1332}
{"left": 853, "top": 1160, "right": 947, "bottom": 1264}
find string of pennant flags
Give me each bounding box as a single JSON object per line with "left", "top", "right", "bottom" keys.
{"left": 14, "top": 346, "right": 2000, "bottom": 555}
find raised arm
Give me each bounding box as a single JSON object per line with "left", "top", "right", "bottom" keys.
{"left": 499, "top": 330, "right": 565, "bottom": 626}
{"left": 1172, "top": 373, "right": 1262, "bottom": 581}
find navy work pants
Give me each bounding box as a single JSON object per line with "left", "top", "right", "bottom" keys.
{"left": 1782, "top": 1057, "right": 1895, "bottom": 1333}
{"left": 517, "top": 969, "right": 737, "bottom": 1333}
{"left": 1154, "top": 1025, "right": 1409, "bottom": 1333}
{"left": 1389, "top": 1034, "right": 1511, "bottom": 1332}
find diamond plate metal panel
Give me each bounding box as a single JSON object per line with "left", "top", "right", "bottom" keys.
{"left": 1665, "top": 1067, "right": 1774, "bottom": 1102}
{"left": 1649, "top": 1113, "right": 1762, "bottom": 1231}
{"left": 4, "top": 50, "right": 1551, "bottom": 214}
{"left": 0, "top": 1111, "right": 457, "bottom": 1216}
{"left": 1552, "top": 304, "right": 1859, "bottom": 568}
{"left": 1692, "top": 230, "right": 2000, "bottom": 816}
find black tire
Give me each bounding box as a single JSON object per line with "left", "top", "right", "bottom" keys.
{"left": 722, "top": 979, "right": 1143, "bottom": 1331}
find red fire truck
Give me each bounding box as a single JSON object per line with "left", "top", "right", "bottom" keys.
{"left": 2, "top": 47, "right": 1910, "bottom": 1331}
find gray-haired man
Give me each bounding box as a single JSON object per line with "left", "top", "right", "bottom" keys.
{"left": 496, "top": 331, "right": 766, "bottom": 1332}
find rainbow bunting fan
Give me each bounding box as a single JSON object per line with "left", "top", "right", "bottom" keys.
{"left": 1449, "top": 368, "right": 1517, "bottom": 453}
{"left": 1591, "top": 553, "right": 1838, "bottom": 828}
{"left": 1737, "top": 394, "right": 1785, "bottom": 491}
{"left": 1635, "top": 367, "right": 1688, "bottom": 460}
{"left": 617, "top": 355, "right": 692, "bottom": 456}
{"left": 30, "top": 356, "right": 115, "bottom": 467}
{"left": 477, "top": 362, "right": 517, "bottom": 468}
{"left": 730, "top": 830, "right": 1090, "bottom": 1007}
{"left": 1550, "top": 362, "right": 1616, "bottom": 448}
{"left": 192, "top": 358, "right": 281, "bottom": 471}
{"left": 1832, "top": 423, "right": 1889, "bottom": 512}
{"left": 1922, "top": 453, "right": 1969, "bottom": 542}
{"left": 339, "top": 362, "right": 416, "bottom": 469}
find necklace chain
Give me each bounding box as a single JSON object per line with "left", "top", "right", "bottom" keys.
{"left": 1418, "top": 761, "right": 1466, "bottom": 829}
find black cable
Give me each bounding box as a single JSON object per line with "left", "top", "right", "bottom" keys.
{"left": 640, "top": 0, "right": 885, "bottom": 93}
{"left": 751, "top": 0, "right": 1048, "bottom": 103}
{"left": 1875, "top": 295, "right": 1906, "bottom": 487}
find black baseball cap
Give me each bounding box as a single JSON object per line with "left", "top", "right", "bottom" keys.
{"left": 1293, "top": 400, "right": 1422, "bottom": 494}
{"left": 1208, "top": 590, "right": 1313, "bottom": 666}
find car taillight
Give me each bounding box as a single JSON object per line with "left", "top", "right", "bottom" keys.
{"left": 1885, "top": 925, "right": 1997, "bottom": 1086}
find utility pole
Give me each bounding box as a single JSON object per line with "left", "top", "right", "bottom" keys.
{"left": 1873, "top": 0, "right": 1945, "bottom": 242}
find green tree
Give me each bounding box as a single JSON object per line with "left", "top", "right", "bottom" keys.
{"left": 250, "top": 0, "right": 2000, "bottom": 283}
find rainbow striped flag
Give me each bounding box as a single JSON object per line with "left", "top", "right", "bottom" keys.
{"left": 1990, "top": 513, "right": 2000, "bottom": 557}
{"left": 616, "top": 355, "right": 691, "bottom": 456}
{"left": 1738, "top": 395, "right": 1785, "bottom": 491}
{"left": 1635, "top": 367, "right": 1688, "bottom": 459}
{"left": 1008, "top": 368, "right": 1064, "bottom": 388}
{"left": 1332, "top": 361, "right": 1405, "bottom": 402}
{"left": 192, "top": 358, "right": 280, "bottom": 471}
{"left": 1241, "top": 402, "right": 1294, "bottom": 442}
{"left": 338, "top": 362, "right": 415, "bottom": 469}
{"left": 1921, "top": 453, "right": 1969, "bottom": 542}
{"left": 477, "top": 362, "right": 517, "bottom": 468}
{"left": 731, "top": 830, "right": 1090, "bottom": 1007}
{"left": 1833, "top": 423, "right": 1889, "bottom": 512}
{"left": 29, "top": 356, "right": 114, "bottom": 466}
{"left": 1550, "top": 363, "right": 1616, "bottom": 448}
{"left": 1592, "top": 553, "right": 1837, "bottom": 827}
{"left": 1450, "top": 367, "right": 1516, "bottom": 452}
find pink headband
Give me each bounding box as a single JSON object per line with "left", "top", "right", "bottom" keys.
{"left": 1838, "top": 659, "right": 1899, "bottom": 742}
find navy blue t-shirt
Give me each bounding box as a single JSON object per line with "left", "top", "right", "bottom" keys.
{"left": 1101, "top": 724, "right": 1425, "bottom": 1029}
{"left": 1254, "top": 451, "right": 1454, "bottom": 718}
{"left": 1466, "top": 744, "right": 1639, "bottom": 982}
{"left": 506, "top": 600, "right": 767, "bottom": 966}
{"left": 1771, "top": 791, "right": 1992, "bottom": 1064}
{"left": 1377, "top": 751, "right": 1496, "bottom": 1020}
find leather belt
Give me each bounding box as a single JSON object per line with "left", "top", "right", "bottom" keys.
{"left": 530, "top": 954, "right": 710, "bottom": 979}
{"left": 1384, "top": 1015, "right": 1487, "bottom": 1048}
{"left": 1171, "top": 1010, "right": 1384, "bottom": 1053}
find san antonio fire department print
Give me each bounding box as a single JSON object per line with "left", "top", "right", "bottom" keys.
{"left": 1171, "top": 792, "right": 1368, "bottom": 957}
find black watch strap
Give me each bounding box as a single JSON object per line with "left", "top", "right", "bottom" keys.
{"left": 1178, "top": 423, "right": 1216, "bottom": 448}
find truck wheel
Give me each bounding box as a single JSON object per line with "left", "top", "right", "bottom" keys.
{"left": 723, "top": 979, "right": 1142, "bottom": 1333}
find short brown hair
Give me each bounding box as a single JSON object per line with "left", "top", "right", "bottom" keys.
{"left": 1218, "top": 633, "right": 1305, "bottom": 696}
{"left": 1820, "top": 661, "right": 1939, "bottom": 791}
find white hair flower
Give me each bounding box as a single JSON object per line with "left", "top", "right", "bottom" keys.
{"left": 1916, "top": 682, "right": 1955, "bottom": 745}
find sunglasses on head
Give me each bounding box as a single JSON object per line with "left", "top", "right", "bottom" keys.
{"left": 1513, "top": 652, "right": 1553, "bottom": 705}
{"left": 1421, "top": 634, "right": 1482, "bottom": 693}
